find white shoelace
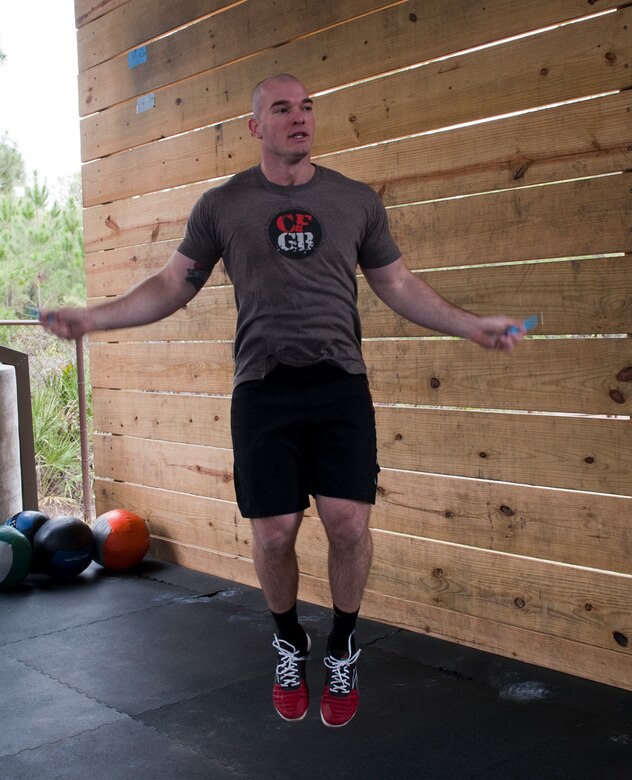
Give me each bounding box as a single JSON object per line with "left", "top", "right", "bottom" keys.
{"left": 324, "top": 647, "right": 361, "bottom": 694}
{"left": 273, "top": 636, "right": 307, "bottom": 687}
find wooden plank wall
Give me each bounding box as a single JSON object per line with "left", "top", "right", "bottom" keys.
{"left": 75, "top": 0, "right": 632, "bottom": 689}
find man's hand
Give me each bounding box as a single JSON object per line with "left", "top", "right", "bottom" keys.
{"left": 470, "top": 315, "right": 525, "bottom": 351}
{"left": 40, "top": 307, "right": 93, "bottom": 340}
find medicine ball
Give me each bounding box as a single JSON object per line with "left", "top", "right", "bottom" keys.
{"left": 93, "top": 509, "right": 150, "bottom": 570}
{"left": 0, "top": 525, "right": 32, "bottom": 590}
{"left": 32, "top": 516, "right": 95, "bottom": 578}
{"left": 5, "top": 509, "right": 50, "bottom": 544}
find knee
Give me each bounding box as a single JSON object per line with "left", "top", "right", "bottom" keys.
{"left": 325, "top": 514, "right": 371, "bottom": 551}
{"left": 252, "top": 522, "right": 298, "bottom": 559}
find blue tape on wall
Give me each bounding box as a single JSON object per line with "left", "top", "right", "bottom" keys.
{"left": 136, "top": 93, "right": 156, "bottom": 114}
{"left": 128, "top": 46, "right": 147, "bottom": 68}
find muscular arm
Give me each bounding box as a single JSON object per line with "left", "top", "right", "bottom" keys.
{"left": 40, "top": 250, "right": 210, "bottom": 340}
{"left": 363, "top": 257, "right": 524, "bottom": 351}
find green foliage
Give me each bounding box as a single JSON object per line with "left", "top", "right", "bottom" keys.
{"left": 31, "top": 358, "right": 92, "bottom": 504}
{"left": 0, "top": 140, "right": 91, "bottom": 509}
{"left": 0, "top": 156, "right": 85, "bottom": 318}
{"left": 0, "top": 134, "right": 25, "bottom": 193}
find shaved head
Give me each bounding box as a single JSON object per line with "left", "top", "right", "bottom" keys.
{"left": 252, "top": 74, "right": 306, "bottom": 118}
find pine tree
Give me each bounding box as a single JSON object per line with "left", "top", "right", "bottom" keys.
{"left": 0, "top": 143, "right": 85, "bottom": 319}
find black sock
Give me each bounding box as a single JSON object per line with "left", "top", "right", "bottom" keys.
{"left": 328, "top": 604, "right": 359, "bottom": 657}
{"left": 271, "top": 604, "right": 308, "bottom": 654}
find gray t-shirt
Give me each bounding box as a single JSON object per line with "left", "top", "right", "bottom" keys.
{"left": 178, "top": 164, "right": 401, "bottom": 386}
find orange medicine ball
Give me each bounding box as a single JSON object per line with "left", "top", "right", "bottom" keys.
{"left": 93, "top": 509, "right": 150, "bottom": 570}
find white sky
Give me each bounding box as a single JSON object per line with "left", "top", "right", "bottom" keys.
{"left": 0, "top": 1, "right": 81, "bottom": 190}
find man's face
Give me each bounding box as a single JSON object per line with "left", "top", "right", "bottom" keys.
{"left": 249, "top": 78, "right": 315, "bottom": 162}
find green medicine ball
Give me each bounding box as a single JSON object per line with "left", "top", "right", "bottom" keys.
{"left": 0, "top": 525, "right": 32, "bottom": 590}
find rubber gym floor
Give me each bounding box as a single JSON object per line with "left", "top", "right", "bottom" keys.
{"left": 1, "top": 558, "right": 631, "bottom": 779}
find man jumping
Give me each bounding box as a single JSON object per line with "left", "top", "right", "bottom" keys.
{"left": 42, "top": 74, "right": 524, "bottom": 727}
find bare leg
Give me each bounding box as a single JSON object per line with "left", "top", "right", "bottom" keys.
{"left": 315, "top": 495, "right": 373, "bottom": 613}
{"left": 250, "top": 512, "right": 304, "bottom": 613}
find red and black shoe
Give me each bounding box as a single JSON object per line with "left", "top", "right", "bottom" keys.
{"left": 320, "top": 633, "right": 361, "bottom": 727}
{"left": 272, "top": 634, "right": 311, "bottom": 722}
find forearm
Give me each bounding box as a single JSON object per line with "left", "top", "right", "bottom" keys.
{"left": 86, "top": 273, "right": 185, "bottom": 332}
{"left": 379, "top": 273, "right": 478, "bottom": 338}
{"left": 389, "top": 274, "right": 478, "bottom": 338}
{"left": 364, "top": 258, "right": 524, "bottom": 350}
{"left": 41, "top": 249, "right": 205, "bottom": 340}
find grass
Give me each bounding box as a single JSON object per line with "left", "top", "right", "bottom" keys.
{"left": 31, "top": 363, "right": 82, "bottom": 499}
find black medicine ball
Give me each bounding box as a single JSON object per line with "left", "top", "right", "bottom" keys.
{"left": 32, "top": 516, "right": 95, "bottom": 578}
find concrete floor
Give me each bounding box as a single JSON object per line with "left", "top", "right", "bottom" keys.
{"left": 1, "top": 557, "right": 631, "bottom": 779}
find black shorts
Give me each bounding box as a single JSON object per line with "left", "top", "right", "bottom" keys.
{"left": 230, "top": 365, "right": 380, "bottom": 518}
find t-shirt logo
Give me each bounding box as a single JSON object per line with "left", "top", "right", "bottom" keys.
{"left": 268, "top": 209, "right": 323, "bottom": 259}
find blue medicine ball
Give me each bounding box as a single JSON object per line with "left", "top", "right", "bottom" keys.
{"left": 5, "top": 510, "right": 50, "bottom": 544}
{"left": 32, "top": 516, "right": 95, "bottom": 578}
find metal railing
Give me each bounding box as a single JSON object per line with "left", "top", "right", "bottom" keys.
{"left": 0, "top": 320, "right": 91, "bottom": 523}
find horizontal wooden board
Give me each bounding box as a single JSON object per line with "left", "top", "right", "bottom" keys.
{"left": 78, "top": 0, "right": 393, "bottom": 115}
{"left": 80, "top": 8, "right": 632, "bottom": 205}
{"left": 147, "top": 536, "right": 260, "bottom": 589}
{"left": 92, "top": 436, "right": 632, "bottom": 572}
{"left": 365, "top": 338, "right": 632, "bottom": 415}
{"left": 388, "top": 174, "right": 632, "bottom": 271}
{"left": 77, "top": 0, "right": 232, "bottom": 71}
{"left": 86, "top": 239, "right": 179, "bottom": 296}
{"left": 94, "top": 479, "right": 251, "bottom": 556}
{"left": 375, "top": 406, "right": 631, "bottom": 496}
{"left": 79, "top": 0, "right": 626, "bottom": 160}
{"left": 93, "top": 388, "right": 232, "bottom": 449}
{"left": 93, "top": 433, "right": 236, "bottom": 502}
{"left": 358, "top": 256, "right": 632, "bottom": 339}
{"left": 83, "top": 178, "right": 222, "bottom": 254}
{"left": 85, "top": 239, "right": 230, "bottom": 297}
{"left": 81, "top": 0, "right": 408, "bottom": 155}
{"left": 81, "top": 92, "right": 632, "bottom": 253}
{"left": 87, "top": 255, "right": 632, "bottom": 343}
{"left": 88, "top": 282, "right": 236, "bottom": 341}
{"left": 148, "top": 535, "right": 632, "bottom": 691}
{"left": 306, "top": 6, "right": 632, "bottom": 166}
{"left": 75, "top": 0, "right": 128, "bottom": 28}
{"left": 88, "top": 333, "right": 632, "bottom": 415}
{"left": 91, "top": 397, "right": 631, "bottom": 495}
{"left": 371, "top": 468, "right": 632, "bottom": 574}
{"left": 89, "top": 341, "right": 235, "bottom": 394}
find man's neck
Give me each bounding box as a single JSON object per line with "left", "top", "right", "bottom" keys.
{"left": 259, "top": 158, "right": 315, "bottom": 186}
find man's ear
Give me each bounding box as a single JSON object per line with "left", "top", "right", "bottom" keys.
{"left": 248, "top": 117, "right": 260, "bottom": 139}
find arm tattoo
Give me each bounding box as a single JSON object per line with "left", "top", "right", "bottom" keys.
{"left": 185, "top": 262, "right": 210, "bottom": 291}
